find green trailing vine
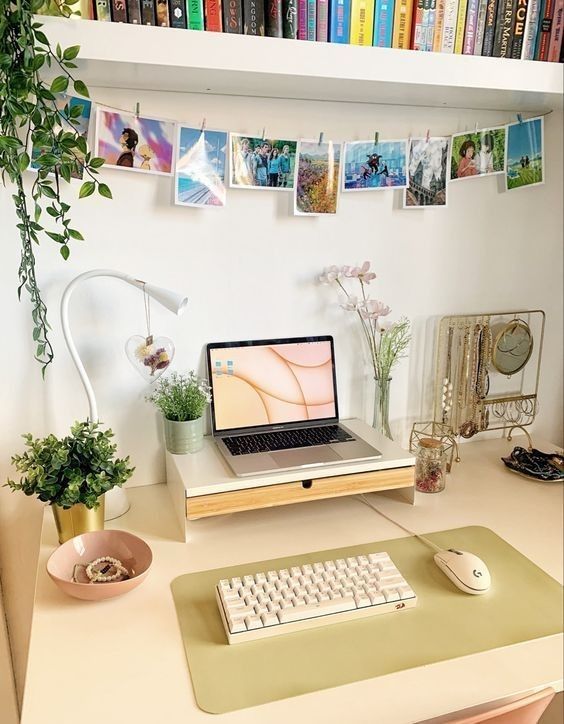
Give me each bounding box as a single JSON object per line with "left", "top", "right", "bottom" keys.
{"left": 0, "top": 0, "right": 111, "bottom": 374}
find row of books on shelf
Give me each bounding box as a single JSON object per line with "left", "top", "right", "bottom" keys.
{"left": 82, "top": 0, "right": 563, "bottom": 61}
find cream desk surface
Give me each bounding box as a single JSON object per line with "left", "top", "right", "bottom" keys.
{"left": 21, "top": 436, "right": 563, "bottom": 724}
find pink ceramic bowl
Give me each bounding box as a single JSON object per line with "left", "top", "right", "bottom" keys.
{"left": 47, "top": 530, "right": 153, "bottom": 601}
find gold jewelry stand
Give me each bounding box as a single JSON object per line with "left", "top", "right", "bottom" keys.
{"left": 433, "top": 310, "right": 545, "bottom": 440}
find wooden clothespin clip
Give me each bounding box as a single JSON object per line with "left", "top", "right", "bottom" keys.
{"left": 135, "top": 102, "right": 140, "bottom": 118}
{"left": 201, "top": 118, "right": 206, "bottom": 132}
{"left": 475, "top": 121, "right": 479, "bottom": 133}
{"left": 517, "top": 113, "right": 523, "bottom": 124}
{"left": 318, "top": 131, "right": 324, "bottom": 145}
{"left": 262, "top": 127, "right": 266, "bottom": 140}
{"left": 374, "top": 131, "right": 379, "bottom": 146}
{"left": 425, "top": 128, "right": 430, "bottom": 142}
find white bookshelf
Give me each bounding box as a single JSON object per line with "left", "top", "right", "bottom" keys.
{"left": 39, "top": 16, "right": 563, "bottom": 112}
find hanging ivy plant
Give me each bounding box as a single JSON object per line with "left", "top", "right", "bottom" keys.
{"left": 0, "top": 0, "right": 111, "bottom": 374}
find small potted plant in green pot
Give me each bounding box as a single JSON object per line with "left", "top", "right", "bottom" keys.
{"left": 5, "top": 422, "right": 134, "bottom": 544}
{"left": 147, "top": 371, "right": 212, "bottom": 454}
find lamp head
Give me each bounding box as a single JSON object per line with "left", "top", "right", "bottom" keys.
{"left": 141, "top": 283, "right": 188, "bottom": 315}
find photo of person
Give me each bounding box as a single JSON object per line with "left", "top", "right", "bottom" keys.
{"left": 342, "top": 140, "right": 408, "bottom": 190}
{"left": 450, "top": 127, "right": 505, "bottom": 181}
{"left": 175, "top": 126, "right": 228, "bottom": 208}
{"left": 230, "top": 134, "right": 297, "bottom": 189}
{"left": 30, "top": 93, "right": 92, "bottom": 180}
{"left": 505, "top": 117, "right": 544, "bottom": 191}
{"left": 404, "top": 137, "right": 450, "bottom": 208}
{"left": 95, "top": 108, "right": 175, "bottom": 176}
{"left": 294, "top": 140, "right": 341, "bottom": 215}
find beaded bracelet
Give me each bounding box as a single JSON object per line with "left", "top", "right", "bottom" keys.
{"left": 85, "top": 556, "right": 129, "bottom": 583}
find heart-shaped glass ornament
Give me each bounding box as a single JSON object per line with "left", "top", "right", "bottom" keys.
{"left": 125, "top": 335, "right": 175, "bottom": 383}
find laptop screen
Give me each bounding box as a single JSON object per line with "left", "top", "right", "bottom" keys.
{"left": 207, "top": 336, "right": 338, "bottom": 434}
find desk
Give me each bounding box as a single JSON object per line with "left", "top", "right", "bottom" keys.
{"left": 20, "top": 436, "right": 563, "bottom": 724}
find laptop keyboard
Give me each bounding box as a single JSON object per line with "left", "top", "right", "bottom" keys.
{"left": 223, "top": 425, "right": 355, "bottom": 456}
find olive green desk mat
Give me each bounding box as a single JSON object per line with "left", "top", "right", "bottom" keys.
{"left": 170, "top": 526, "right": 563, "bottom": 715}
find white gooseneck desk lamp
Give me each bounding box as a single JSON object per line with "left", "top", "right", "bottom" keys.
{"left": 61, "top": 269, "right": 188, "bottom": 521}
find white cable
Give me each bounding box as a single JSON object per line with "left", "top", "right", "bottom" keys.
{"left": 358, "top": 494, "right": 445, "bottom": 554}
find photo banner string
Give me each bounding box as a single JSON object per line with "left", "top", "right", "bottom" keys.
{"left": 88, "top": 101, "right": 553, "bottom": 143}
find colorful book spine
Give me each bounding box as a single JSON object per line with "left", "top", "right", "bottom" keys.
{"left": 127, "top": 0, "right": 142, "bottom": 21}
{"left": 521, "top": 0, "right": 542, "bottom": 56}
{"left": 298, "top": 0, "right": 308, "bottom": 36}
{"left": 307, "top": 0, "right": 317, "bottom": 37}
{"left": 425, "top": 0, "right": 437, "bottom": 49}
{"left": 463, "top": 0, "right": 479, "bottom": 51}
{"left": 472, "top": 0, "right": 489, "bottom": 52}
{"left": 440, "top": 0, "right": 459, "bottom": 50}
{"left": 373, "top": 0, "right": 395, "bottom": 44}
{"left": 482, "top": 0, "right": 498, "bottom": 51}
{"left": 510, "top": 0, "right": 530, "bottom": 56}
{"left": 548, "top": 0, "right": 563, "bottom": 58}
{"left": 412, "top": 0, "right": 426, "bottom": 48}
{"left": 95, "top": 0, "right": 112, "bottom": 19}
{"left": 317, "top": 0, "right": 330, "bottom": 37}
{"left": 331, "top": 0, "right": 352, "bottom": 40}
{"left": 156, "top": 0, "right": 170, "bottom": 23}
{"left": 494, "top": 0, "right": 517, "bottom": 56}
{"left": 432, "top": 0, "right": 447, "bottom": 49}
{"left": 392, "top": 0, "right": 415, "bottom": 47}
{"left": 187, "top": 0, "right": 204, "bottom": 27}
{"left": 169, "top": 0, "right": 187, "bottom": 25}
{"left": 111, "top": 0, "right": 128, "bottom": 20}
{"left": 350, "top": 0, "right": 375, "bottom": 42}
{"left": 283, "top": 0, "right": 299, "bottom": 36}
{"left": 223, "top": 0, "right": 243, "bottom": 30}
{"left": 243, "top": 0, "right": 265, "bottom": 31}
{"left": 535, "top": 0, "right": 554, "bottom": 58}
{"left": 141, "top": 0, "right": 156, "bottom": 22}
{"left": 453, "top": 0, "right": 468, "bottom": 51}
{"left": 266, "top": 0, "right": 283, "bottom": 34}
{"left": 204, "top": 0, "right": 222, "bottom": 28}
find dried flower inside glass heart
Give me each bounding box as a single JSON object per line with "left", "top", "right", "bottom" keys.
{"left": 125, "top": 335, "right": 175, "bottom": 383}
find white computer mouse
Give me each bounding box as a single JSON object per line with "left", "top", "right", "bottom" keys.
{"left": 434, "top": 549, "right": 491, "bottom": 595}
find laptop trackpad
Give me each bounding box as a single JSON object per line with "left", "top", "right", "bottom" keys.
{"left": 271, "top": 447, "right": 341, "bottom": 468}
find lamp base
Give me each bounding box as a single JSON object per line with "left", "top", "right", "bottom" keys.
{"left": 104, "top": 487, "right": 131, "bottom": 521}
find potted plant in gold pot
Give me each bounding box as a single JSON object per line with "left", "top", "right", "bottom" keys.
{"left": 5, "top": 421, "right": 134, "bottom": 543}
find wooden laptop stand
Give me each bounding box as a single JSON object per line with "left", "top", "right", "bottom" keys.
{"left": 166, "top": 419, "right": 415, "bottom": 539}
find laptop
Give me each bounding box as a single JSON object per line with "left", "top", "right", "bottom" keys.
{"left": 206, "top": 335, "right": 382, "bottom": 477}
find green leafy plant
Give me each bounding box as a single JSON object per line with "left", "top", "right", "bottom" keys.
{"left": 147, "top": 372, "right": 212, "bottom": 422}
{"left": 0, "top": 0, "right": 111, "bottom": 373}
{"left": 5, "top": 421, "right": 134, "bottom": 509}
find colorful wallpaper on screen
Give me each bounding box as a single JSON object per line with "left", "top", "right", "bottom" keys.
{"left": 210, "top": 342, "right": 336, "bottom": 430}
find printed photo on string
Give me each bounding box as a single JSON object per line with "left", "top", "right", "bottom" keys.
{"left": 95, "top": 108, "right": 175, "bottom": 176}
{"left": 30, "top": 93, "right": 92, "bottom": 180}
{"left": 450, "top": 127, "right": 505, "bottom": 181}
{"left": 230, "top": 134, "right": 297, "bottom": 189}
{"left": 175, "top": 126, "right": 228, "bottom": 208}
{"left": 294, "top": 140, "right": 341, "bottom": 215}
{"left": 505, "top": 117, "right": 544, "bottom": 191}
{"left": 404, "top": 137, "right": 450, "bottom": 208}
{"left": 342, "top": 140, "right": 408, "bottom": 190}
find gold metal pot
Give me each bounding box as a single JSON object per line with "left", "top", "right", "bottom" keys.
{"left": 52, "top": 498, "right": 105, "bottom": 544}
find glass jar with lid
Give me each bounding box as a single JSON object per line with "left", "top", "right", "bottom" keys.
{"left": 415, "top": 438, "right": 447, "bottom": 493}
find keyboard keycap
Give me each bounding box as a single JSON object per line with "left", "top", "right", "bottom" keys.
{"left": 278, "top": 596, "right": 356, "bottom": 623}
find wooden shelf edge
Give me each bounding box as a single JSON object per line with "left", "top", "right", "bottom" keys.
{"left": 38, "top": 16, "right": 563, "bottom": 111}
{"left": 186, "top": 467, "right": 415, "bottom": 519}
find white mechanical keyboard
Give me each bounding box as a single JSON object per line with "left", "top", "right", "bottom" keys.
{"left": 216, "top": 551, "right": 417, "bottom": 644}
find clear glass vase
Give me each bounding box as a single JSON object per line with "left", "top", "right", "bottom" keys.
{"left": 373, "top": 377, "right": 393, "bottom": 440}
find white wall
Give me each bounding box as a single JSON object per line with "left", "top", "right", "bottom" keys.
{"left": 0, "top": 90, "right": 562, "bottom": 704}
